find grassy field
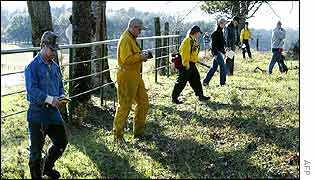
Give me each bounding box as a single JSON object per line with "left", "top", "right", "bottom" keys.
{"left": 1, "top": 50, "right": 299, "bottom": 179}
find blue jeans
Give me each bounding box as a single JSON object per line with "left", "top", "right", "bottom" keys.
{"left": 268, "top": 48, "right": 281, "bottom": 74}
{"left": 203, "top": 52, "right": 227, "bottom": 85}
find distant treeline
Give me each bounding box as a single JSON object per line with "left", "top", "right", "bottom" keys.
{"left": 1, "top": 6, "right": 298, "bottom": 53}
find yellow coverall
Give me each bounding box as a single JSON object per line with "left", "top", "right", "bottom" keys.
{"left": 240, "top": 28, "right": 251, "bottom": 44}
{"left": 180, "top": 36, "right": 200, "bottom": 68}
{"left": 113, "top": 30, "right": 149, "bottom": 139}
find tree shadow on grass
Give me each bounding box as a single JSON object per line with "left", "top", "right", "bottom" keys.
{"left": 134, "top": 120, "right": 284, "bottom": 179}
{"left": 68, "top": 127, "right": 147, "bottom": 179}
{"left": 65, "top": 102, "right": 147, "bottom": 178}
{"left": 150, "top": 102, "right": 299, "bottom": 152}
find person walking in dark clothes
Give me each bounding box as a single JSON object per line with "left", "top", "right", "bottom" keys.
{"left": 171, "top": 25, "right": 210, "bottom": 104}
{"left": 225, "top": 16, "right": 239, "bottom": 75}
{"left": 203, "top": 18, "right": 228, "bottom": 86}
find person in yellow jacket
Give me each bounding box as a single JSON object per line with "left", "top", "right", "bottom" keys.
{"left": 113, "top": 18, "right": 151, "bottom": 142}
{"left": 240, "top": 22, "right": 252, "bottom": 59}
{"left": 171, "top": 25, "right": 210, "bottom": 104}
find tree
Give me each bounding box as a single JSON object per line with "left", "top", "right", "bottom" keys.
{"left": 91, "top": 1, "right": 113, "bottom": 88}
{"left": 200, "top": 1, "right": 265, "bottom": 30}
{"left": 72, "top": 1, "right": 92, "bottom": 103}
{"left": 27, "top": 1, "right": 53, "bottom": 57}
{"left": 5, "top": 14, "right": 32, "bottom": 42}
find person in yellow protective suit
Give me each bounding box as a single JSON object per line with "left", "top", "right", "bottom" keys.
{"left": 113, "top": 17, "right": 151, "bottom": 142}
{"left": 171, "top": 25, "right": 210, "bottom": 104}
{"left": 240, "top": 22, "right": 252, "bottom": 59}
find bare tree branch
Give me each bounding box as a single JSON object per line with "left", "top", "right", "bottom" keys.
{"left": 247, "top": 2, "right": 263, "bottom": 19}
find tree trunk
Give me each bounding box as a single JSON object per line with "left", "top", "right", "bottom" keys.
{"left": 72, "top": 1, "right": 92, "bottom": 103}
{"left": 231, "top": 1, "right": 241, "bottom": 45}
{"left": 27, "top": 1, "right": 53, "bottom": 58}
{"left": 91, "top": 1, "right": 113, "bottom": 88}
{"left": 239, "top": 1, "right": 248, "bottom": 31}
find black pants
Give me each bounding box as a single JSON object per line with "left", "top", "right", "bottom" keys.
{"left": 242, "top": 39, "right": 252, "bottom": 59}
{"left": 28, "top": 122, "right": 68, "bottom": 179}
{"left": 172, "top": 62, "right": 204, "bottom": 99}
{"left": 226, "top": 57, "right": 234, "bottom": 75}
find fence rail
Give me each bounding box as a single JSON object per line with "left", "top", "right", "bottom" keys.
{"left": 1, "top": 34, "right": 181, "bottom": 119}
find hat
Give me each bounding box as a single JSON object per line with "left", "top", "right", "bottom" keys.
{"left": 40, "top": 31, "right": 59, "bottom": 51}
{"left": 190, "top": 25, "right": 203, "bottom": 34}
{"left": 217, "top": 18, "right": 227, "bottom": 25}
{"left": 128, "top": 17, "right": 148, "bottom": 30}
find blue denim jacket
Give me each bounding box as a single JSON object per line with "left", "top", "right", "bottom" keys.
{"left": 24, "top": 53, "right": 65, "bottom": 124}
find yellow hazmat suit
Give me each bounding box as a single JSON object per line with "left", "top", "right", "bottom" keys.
{"left": 180, "top": 36, "right": 200, "bottom": 68}
{"left": 240, "top": 28, "right": 251, "bottom": 44}
{"left": 113, "top": 30, "right": 149, "bottom": 140}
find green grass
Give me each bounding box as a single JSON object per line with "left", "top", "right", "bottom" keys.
{"left": 1, "top": 50, "right": 299, "bottom": 179}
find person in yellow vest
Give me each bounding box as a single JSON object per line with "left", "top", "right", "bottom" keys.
{"left": 240, "top": 22, "right": 252, "bottom": 59}
{"left": 113, "top": 17, "right": 151, "bottom": 142}
{"left": 171, "top": 25, "right": 210, "bottom": 104}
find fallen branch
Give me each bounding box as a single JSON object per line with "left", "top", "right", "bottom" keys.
{"left": 253, "top": 66, "right": 266, "bottom": 73}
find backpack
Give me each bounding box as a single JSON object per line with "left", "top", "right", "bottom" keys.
{"left": 171, "top": 52, "right": 182, "bottom": 69}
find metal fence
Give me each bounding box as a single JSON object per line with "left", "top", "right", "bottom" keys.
{"left": 1, "top": 34, "right": 181, "bottom": 120}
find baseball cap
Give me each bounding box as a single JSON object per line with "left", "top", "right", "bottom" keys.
{"left": 217, "top": 18, "right": 227, "bottom": 25}
{"left": 190, "top": 25, "right": 203, "bottom": 34}
{"left": 40, "top": 31, "right": 59, "bottom": 51}
{"left": 128, "top": 17, "right": 148, "bottom": 30}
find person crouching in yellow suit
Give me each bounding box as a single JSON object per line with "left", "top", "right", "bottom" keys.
{"left": 113, "top": 17, "right": 150, "bottom": 142}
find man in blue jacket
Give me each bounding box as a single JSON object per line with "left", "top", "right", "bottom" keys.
{"left": 25, "top": 31, "right": 68, "bottom": 179}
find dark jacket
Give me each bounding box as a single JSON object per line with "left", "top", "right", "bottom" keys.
{"left": 225, "top": 22, "right": 239, "bottom": 49}
{"left": 211, "top": 27, "right": 226, "bottom": 56}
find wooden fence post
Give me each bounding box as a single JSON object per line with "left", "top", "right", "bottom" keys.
{"left": 154, "top": 17, "right": 161, "bottom": 83}
{"left": 68, "top": 48, "right": 74, "bottom": 124}
{"left": 163, "top": 22, "right": 169, "bottom": 77}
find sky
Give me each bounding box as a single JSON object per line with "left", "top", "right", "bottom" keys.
{"left": 1, "top": 1, "right": 299, "bottom": 30}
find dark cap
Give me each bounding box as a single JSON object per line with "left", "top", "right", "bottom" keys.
{"left": 40, "top": 31, "right": 59, "bottom": 51}
{"left": 190, "top": 25, "right": 203, "bottom": 34}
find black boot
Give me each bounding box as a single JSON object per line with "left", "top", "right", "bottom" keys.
{"left": 43, "top": 155, "right": 60, "bottom": 179}
{"left": 29, "top": 160, "right": 42, "bottom": 179}
{"left": 199, "top": 96, "right": 210, "bottom": 101}
{"left": 42, "top": 147, "right": 63, "bottom": 179}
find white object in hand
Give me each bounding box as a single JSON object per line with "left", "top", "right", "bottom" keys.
{"left": 226, "top": 50, "right": 235, "bottom": 59}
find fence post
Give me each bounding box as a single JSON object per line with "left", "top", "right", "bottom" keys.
{"left": 100, "top": 44, "right": 105, "bottom": 106}
{"left": 154, "top": 17, "right": 161, "bottom": 83}
{"left": 256, "top": 38, "right": 259, "bottom": 51}
{"left": 164, "top": 22, "right": 170, "bottom": 77}
{"left": 140, "top": 39, "right": 144, "bottom": 77}
{"left": 68, "top": 48, "right": 74, "bottom": 124}
{"left": 175, "top": 31, "right": 180, "bottom": 52}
